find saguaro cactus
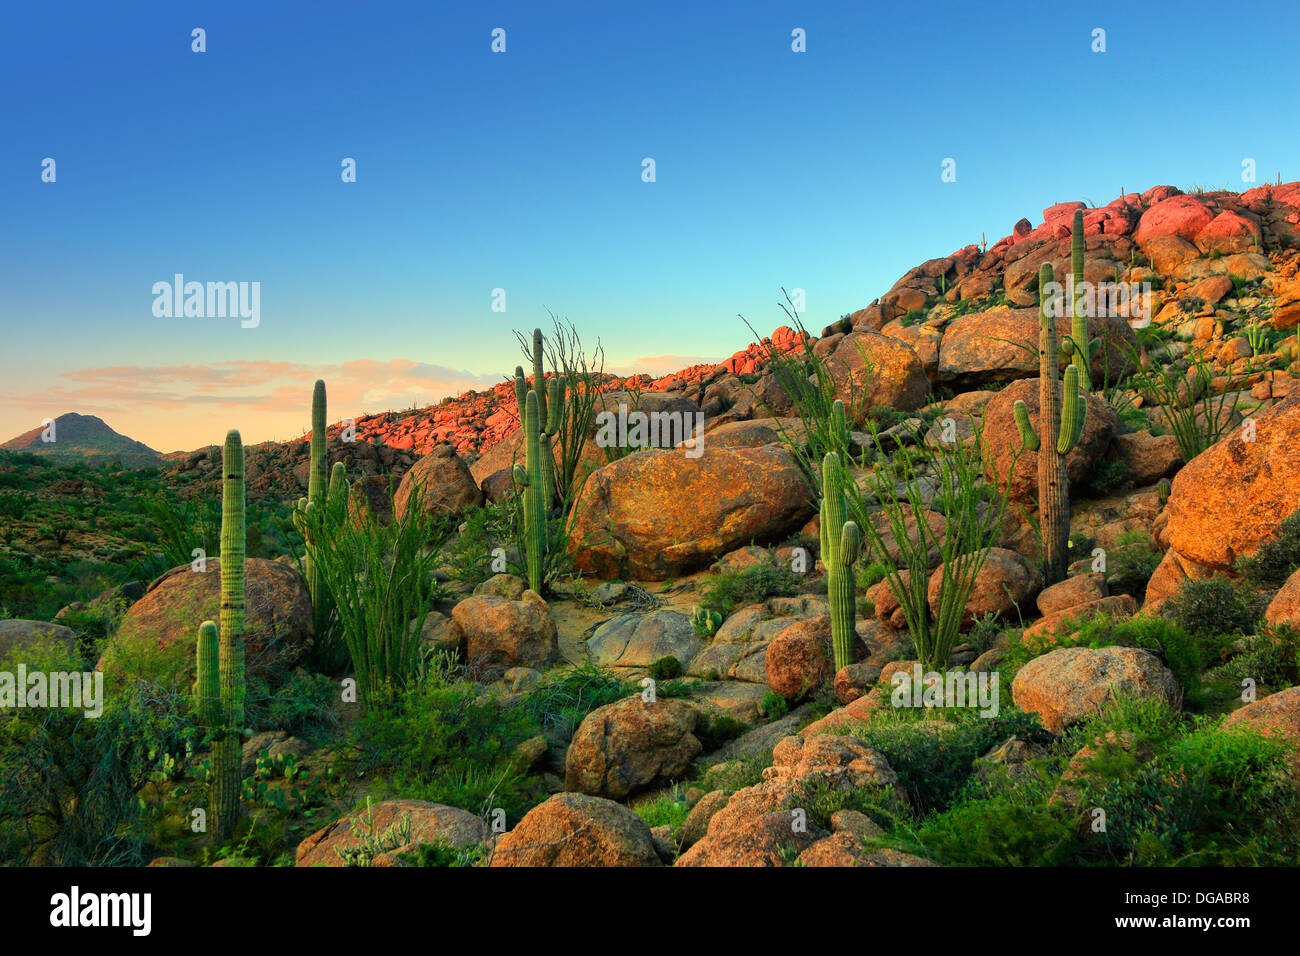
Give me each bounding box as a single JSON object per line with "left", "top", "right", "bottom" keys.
{"left": 513, "top": 390, "right": 546, "bottom": 593}
{"left": 820, "top": 451, "right": 862, "bottom": 672}
{"left": 1068, "top": 208, "right": 1095, "bottom": 392}
{"left": 1015, "top": 263, "right": 1087, "bottom": 585}
{"left": 196, "top": 428, "right": 247, "bottom": 842}
{"left": 528, "top": 329, "right": 561, "bottom": 505}
{"left": 296, "top": 381, "right": 329, "bottom": 624}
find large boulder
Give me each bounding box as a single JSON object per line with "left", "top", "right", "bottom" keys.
{"left": 490, "top": 793, "right": 662, "bottom": 867}
{"left": 938, "top": 307, "right": 1136, "bottom": 389}
{"left": 564, "top": 696, "right": 701, "bottom": 799}
{"left": 450, "top": 590, "right": 556, "bottom": 673}
{"left": 765, "top": 615, "right": 833, "bottom": 699}
{"left": 586, "top": 610, "right": 702, "bottom": 669}
{"left": 98, "top": 559, "right": 312, "bottom": 691}
{"left": 393, "top": 443, "right": 483, "bottom": 518}
{"left": 568, "top": 445, "right": 813, "bottom": 579}
{"left": 982, "top": 378, "right": 1118, "bottom": 504}
{"left": 821, "top": 331, "right": 930, "bottom": 420}
{"left": 1011, "top": 646, "right": 1182, "bottom": 733}
{"left": 296, "top": 800, "right": 485, "bottom": 867}
{"left": 1163, "top": 390, "right": 1300, "bottom": 574}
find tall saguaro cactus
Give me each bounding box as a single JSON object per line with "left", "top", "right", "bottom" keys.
{"left": 1015, "top": 263, "right": 1087, "bottom": 585}
{"left": 1068, "top": 208, "right": 1095, "bottom": 392}
{"left": 820, "top": 451, "right": 862, "bottom": 672}
{"left": 196, "top": 428, "right": 247, "bottom": 842}
{"left": 296, "top": 381, "right": 328, "bottom": 622}
{"left": 528, "top": 328, "right": 562, "bottom": 505}
{"left": 513, "top": 390, "right": 546, "bottom": 593}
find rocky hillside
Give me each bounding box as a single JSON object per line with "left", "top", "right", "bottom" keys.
{"left": 1, "top": 412, "right": 162, "bottom": 467}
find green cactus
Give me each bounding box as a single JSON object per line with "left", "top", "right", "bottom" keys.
{"left": 820, "top": 452, "right": 862, "bottom": 672}
{"left": 295, "top": 381, "right": 329, "bottom": 627}
{"left": 202, "top": 428, "right": 246, "bottom": 842}
{"left": 691, "top": 606, "right": 723, "bottom": 638}
{"left": 1014, "top": 262, "right": 1088, "bottom": 584}
{"left": 1066, "top": 208, "right": 1097, "bottom": 392}
{"left": 529, "top": 328, "right": 560, "bottom": 506}
{"left": 513, "top": 389, "right": 546, "bottom": 593}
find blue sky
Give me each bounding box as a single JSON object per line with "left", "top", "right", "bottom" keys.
{"left": 2, "top": 0, "right": 1297, "bottom": 450}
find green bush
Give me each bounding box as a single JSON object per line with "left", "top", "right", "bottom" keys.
{"left": 848, "top": 709, "right": 1049, "bottom": 815}
{"left": 1235, "top": 509, "right": 1300, "bottom": 589}
{"left": 1164, "top": 578, "right": 1263, "bottom": 641}
{"left": 344, "top": 671, "right": 545, "bottom": 823}
{"left": 698, "top": 561, "right": 804, "bottom": 618}
{"left": 647, "top": 656, "right": 684, "bottom": 681}
{"left": 517, "top": 662, "right": 633, "bottom": 735}
{"left": 1077, "top": 720, "right": 1300, "bottom": 865}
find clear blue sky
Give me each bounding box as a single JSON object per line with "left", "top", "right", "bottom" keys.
{"left": 2, "top": 0, "right": 1297, "bottom": 450}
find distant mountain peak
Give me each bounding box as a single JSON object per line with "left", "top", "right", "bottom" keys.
{"left": 1, "top": 412, "right": 162, "bottom": 466}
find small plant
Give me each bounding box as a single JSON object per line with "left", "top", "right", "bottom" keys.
{"left": 647, "top": 655, "right": 684, "bottom": 681}
{"left": 758, "top": 689, "right": 788, "bottom": 720}
{"left": 690, "top": 606, "right": 723, "bottom": 638}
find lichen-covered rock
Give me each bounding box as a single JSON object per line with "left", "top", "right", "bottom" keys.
{"left": 568, "top": 445, "right": 813, "bottom": 580}
{"left": 98, "top": 559, "right": 311, "bottom": 691}
{"left": 564, "top": 696, "right": 701, "bottom": 800}
{"left": 393, "top": 443, "right": 483, "bottom": 517}
{"left": 490, "top": 793, "right": 662, "bottom": 867}
{"left": 296, "top": 800, "right": 485, "bottom": 867}
{"left": 451, "top": 590, "right": 556, "bottom": 673}
{"left": 1011, "top": 646, "right": 1182, "bottom": 733}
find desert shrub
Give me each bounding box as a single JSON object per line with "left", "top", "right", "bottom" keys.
{"left": 1207, "top": 624, "right": 1300, "bottom": 694}
{"left": 0, "top": 684, "right": 194, "bottom": 866}
{"left": 1235, "top": 509, "right": 1300, "bottom": 589}
{"left": 1163, "top": 578, "right": 1264, "bottom": 641}
{"left": 698, "top": 561, "right": 803, "bottom": 618}
{"left": 632, "top": 789, "right": 691, "bottom": 830}
{"left": 647, "top": 656, "right": 683, "bottom": 681}
{"left": 246, "top": 670, "right": 339, "bottom": 739}
{"left": 517, "top": 662, "right": 633, "bottom": 734}
{"left": 1075, "top": 720, "right": 1300, "bottom": 865}
{"left": 797, "top": 773, "right": 909, "bottom": 832}
{"left": 1060, "top": 696, "right": 1187, "bottom": 757}
{"left": 344, "top": 670, "right": 545, "bottom": 823}
{"left": 848, "top": 709, "right": 1049, "bottom": 815}
{"left": 697, "top": 753, "right": 771, "bottom": 794}
{"left": 909, "top": 795, "right": 1078, "bottom": 866}
{"left": 304, "top": 479, "right": 453, "bottom": 708}
{"left": 1082, "top": 459, "right": 1132, "bottom": 497}
{"left": 396, "top": 839, "right": 483, "bottom": 867}
{"left": 1107, "top": 530, "right": 1162, "bottom": 597}
{"left": 758, "top": 689, "right": 788, "bottom": 720}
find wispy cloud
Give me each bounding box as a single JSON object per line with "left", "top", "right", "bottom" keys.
{"left": 0, "top": 359, "right": 506, "bottom": 450}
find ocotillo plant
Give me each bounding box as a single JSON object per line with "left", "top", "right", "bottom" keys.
{"left": 203, "top": 428, "right": 247, "bottom": 842}
{"left": 513, "top": 389, "right": 546, "bottom": 593}
{"left": 820, "top": 451, "right": 862, "bottom": 672}
{"left": 1067, "top": 208, "right": 1096, "bottom": 391}
{"left": 1015, "top": 262, "right": 1087, "bottom": 585}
